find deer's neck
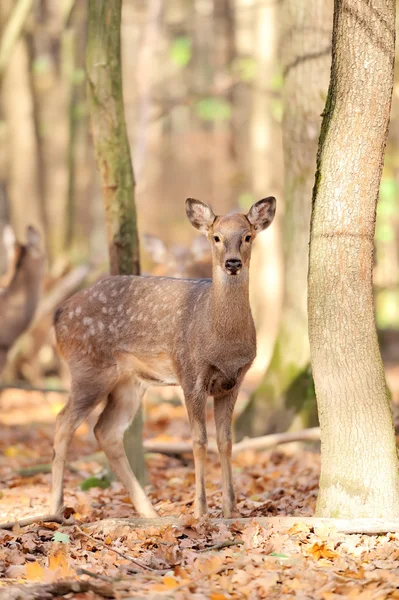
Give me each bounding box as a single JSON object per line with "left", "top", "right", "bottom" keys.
{"left": 210, "top": 266, "right": 252, "bottom": 336}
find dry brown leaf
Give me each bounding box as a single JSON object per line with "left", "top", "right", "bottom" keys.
{"left": 25, "top": 560, "right": 43, "bottom": 581}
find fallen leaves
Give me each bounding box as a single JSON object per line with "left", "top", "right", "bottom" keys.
{"left": 1, "top": 392, "right": 399, "bottom": 599}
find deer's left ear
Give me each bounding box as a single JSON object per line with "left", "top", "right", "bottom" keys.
{"left": 246, "top": 197, "right": 276, "bottom": 232}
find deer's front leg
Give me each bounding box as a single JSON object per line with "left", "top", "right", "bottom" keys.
{"left": 184, "top": 392, "right": 208, "bottom": 518}
{"left": 213, "top": 389, "right": 239, "bottom": 518}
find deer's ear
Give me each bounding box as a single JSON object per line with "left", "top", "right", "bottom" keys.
{"left": 186, "top": 199, "right": 215, "bottom": 233}
{"left": 26, "top": 225, "right": 41, "bottom": 248}
{"left": 247, "top": 197, "right": 276, "bottom": 232}
{"left": 142, "top": 233, "right": 167, "bottom": 264}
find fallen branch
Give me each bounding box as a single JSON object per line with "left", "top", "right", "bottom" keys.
{"left": 0, "top": 513, "right": 65, "bottom": 531}
{"left": 0, "top": 580, "right": 114, "bottom": 600}
{"left": 87, "top": 516, "right": 399, "bottom": 536}
{"left": 144, "top": 427, "right": 321, "bottom": 456}
{"left": 17, "top": 429, "right": 321, "bottom": 478}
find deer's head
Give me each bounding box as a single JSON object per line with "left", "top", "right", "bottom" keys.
{"left": 185, "top": 197, "right": 276, "bottom": 277}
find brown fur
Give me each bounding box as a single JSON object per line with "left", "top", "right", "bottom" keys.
{"left": 51, "top": 198, "right": 276, "bottom": 518}
{"left": 0, "top": 226, "right": 45, "bottom": 375}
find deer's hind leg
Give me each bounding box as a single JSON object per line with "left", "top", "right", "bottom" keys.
{"left": 94, "top": 378, "right": 157, "bottom": 518}
{"left": 51, "top": 378, "right": 108, "bottom": 514}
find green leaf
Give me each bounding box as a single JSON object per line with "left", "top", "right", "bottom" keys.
{"left": 233, "top": 57, "right": 257, "bottom": 81}
{"left": 80, "top": 476, "right": 111, "bottom": 491}
{"left": 170, "top": 37, "right": 192, "bottom": 67}
{"left": 270, "top": 552, "right": 289, "bottom": 558}
{"left": 52, "top": 531, "right": 70, "bottom": 544}
{"left": 195, "top": 98, "right": 232, "bottom": 122}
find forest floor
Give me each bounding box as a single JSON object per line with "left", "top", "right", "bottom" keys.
{"left": 0, "top": 386, "right": 399, "bottom": 599}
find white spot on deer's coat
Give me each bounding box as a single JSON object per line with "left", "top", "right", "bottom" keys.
{"left": 102, "top": 306, "right": 108, "bottom": 314}
{"left": 117, "top": 304, "right": 123, "bottom": 312}
{"left": 83, "top": 316, "right": 93, "bottom": 326}
{"left": 93, "top": 291, "right": 99, "bottom": 298}
{"left": 99, "top": 292, "right": 107, "bottom": 304}
{"left": 137, "top": 313, "right": 143, "bottom": 321}
{"left": 98, "top": 321, "right": 104, "bottom": 332}
{"left": 111, "top": 290, "right": 117, "bottom": 297}
{"left": 89, "top": 325, "right": 96, "bottom": 335}
{"left": 68, "top": 311, "right": 74, "bottom": 320}
{"left": 75, "top": 306, "right": 82, "bottom": 316}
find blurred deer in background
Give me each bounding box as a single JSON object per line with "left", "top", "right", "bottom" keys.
{"left": 51, "top": 197, "right": 276, "bottom": 518}
{"left": 143, "top": 233, "right": 212, "bottom": 279}
{"left": 0, "top": 226, "right": 45, "bottom": 375}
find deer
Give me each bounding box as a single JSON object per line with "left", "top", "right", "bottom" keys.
{"left": 51, "top": 197, "right": 276, "bottom": 519}
{"left": 142, "top": 233, "right": 212, "bottom": 279}
{"left": 0, "top": 226, "right": 45, "bottom": 375}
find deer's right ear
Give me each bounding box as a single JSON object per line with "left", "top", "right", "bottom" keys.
{"left": 186, "top": 199, "right": 215, "bottom": 233}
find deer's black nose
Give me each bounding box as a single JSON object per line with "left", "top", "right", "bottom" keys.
{"left": 225, "top": 259, "right": 242, "bottom": 274}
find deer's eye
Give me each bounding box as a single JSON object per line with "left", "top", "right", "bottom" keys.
{"left": 245, "top": 235, "right": 252, "bottom": 243}
{"left": 213, "top": 235, "right": 221, "bottom": 243}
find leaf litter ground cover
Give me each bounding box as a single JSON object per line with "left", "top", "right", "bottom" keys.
{"left": 0, "top": 388, "right": 399, "bottom": 599}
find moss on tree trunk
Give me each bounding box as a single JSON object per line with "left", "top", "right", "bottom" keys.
{"left": 308, "top": 0, "right": 399, "bottom": 518}
{"left": 86, "top": 0, "right": 145, "bottom": 485}
{"left": 235, "top": 0, "right": 333, "bottom": 439}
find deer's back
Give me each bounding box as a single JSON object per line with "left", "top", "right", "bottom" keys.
{"left": 54, "top": 275, "right": 211, "bottom": 364}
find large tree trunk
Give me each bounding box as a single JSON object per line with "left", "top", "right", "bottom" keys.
{"left": 86, "top": 0, "right": 145, "bottom": 485}
{"left": 309, "top": 0, "right": 399, "bottom": 518}
{"left": 235, "top": 0, "right": 333, "bottom": 439}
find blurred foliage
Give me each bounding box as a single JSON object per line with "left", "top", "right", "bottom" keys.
{"left": 195, "top": 97, "right": 232, "bottom": 121}
{"left": 169, "top": 36, "right": 192, "bottom": 67}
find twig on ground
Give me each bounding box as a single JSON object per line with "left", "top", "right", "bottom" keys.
{"left": 199, "top": 539, "right": 243, "bottom": 552}
{"left": 77, "top": 567, "right": 117, "bottom": 583}
{"left": 74, "top": 524, "right": 167, "bottom": 573}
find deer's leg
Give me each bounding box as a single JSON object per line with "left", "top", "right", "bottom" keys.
{"left": 214, "top": 391, "right": 238, "bottom": 518}
{"left": 51, "top": 392, "right": 101, "bottom": 514}
{"left": 94, "top": 379, "right": 157, "bottom": 518}
{"left": 184, "top": 393, "right": 208, "bottom": 518}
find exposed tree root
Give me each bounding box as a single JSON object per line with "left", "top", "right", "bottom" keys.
{"left": 87, "top": 516, "right": 399, "bottom": 536}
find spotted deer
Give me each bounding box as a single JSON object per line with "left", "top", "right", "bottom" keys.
{"left": 51, "top": 197, "right": 276, "bottom": 518}
{"left": 0, "top": 226, "right": 45, "bottom": 374}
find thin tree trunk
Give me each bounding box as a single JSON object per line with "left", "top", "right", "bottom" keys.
{"left": 248, "top": 0, "right": 283, "bottom": 376}
{"left": 309, "top": 0, "right": 399, "bottom": 518}
{"left": 0, "top": 2, "right": 45, "bottom": 241}
{"left": 235, "top": 0, "right": 333, "bottom": 439}
{"left": 86, "top": 0, "right": 145, "bottom": 485}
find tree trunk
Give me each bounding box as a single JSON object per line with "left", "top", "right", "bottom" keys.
{"left": 86, "top": 0, "right": 145, "bottom": 485}
{"left": 248, "top": 0, "right": 283, "bottom": 376}
{"left": 309, "top": 0, "right": 399, "bottom": 518}
{"left": 235, "top": 0, "right": 333, "bottom": 439}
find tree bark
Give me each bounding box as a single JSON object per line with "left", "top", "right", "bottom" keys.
{"left": 86, "top": 0, "right": 145, "bottom": 485}
{"left": 308, "top": 0, "right": 399, "bottom": 518}
{"left": 235, "top": 0, "right": 333, "bottom": 439}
